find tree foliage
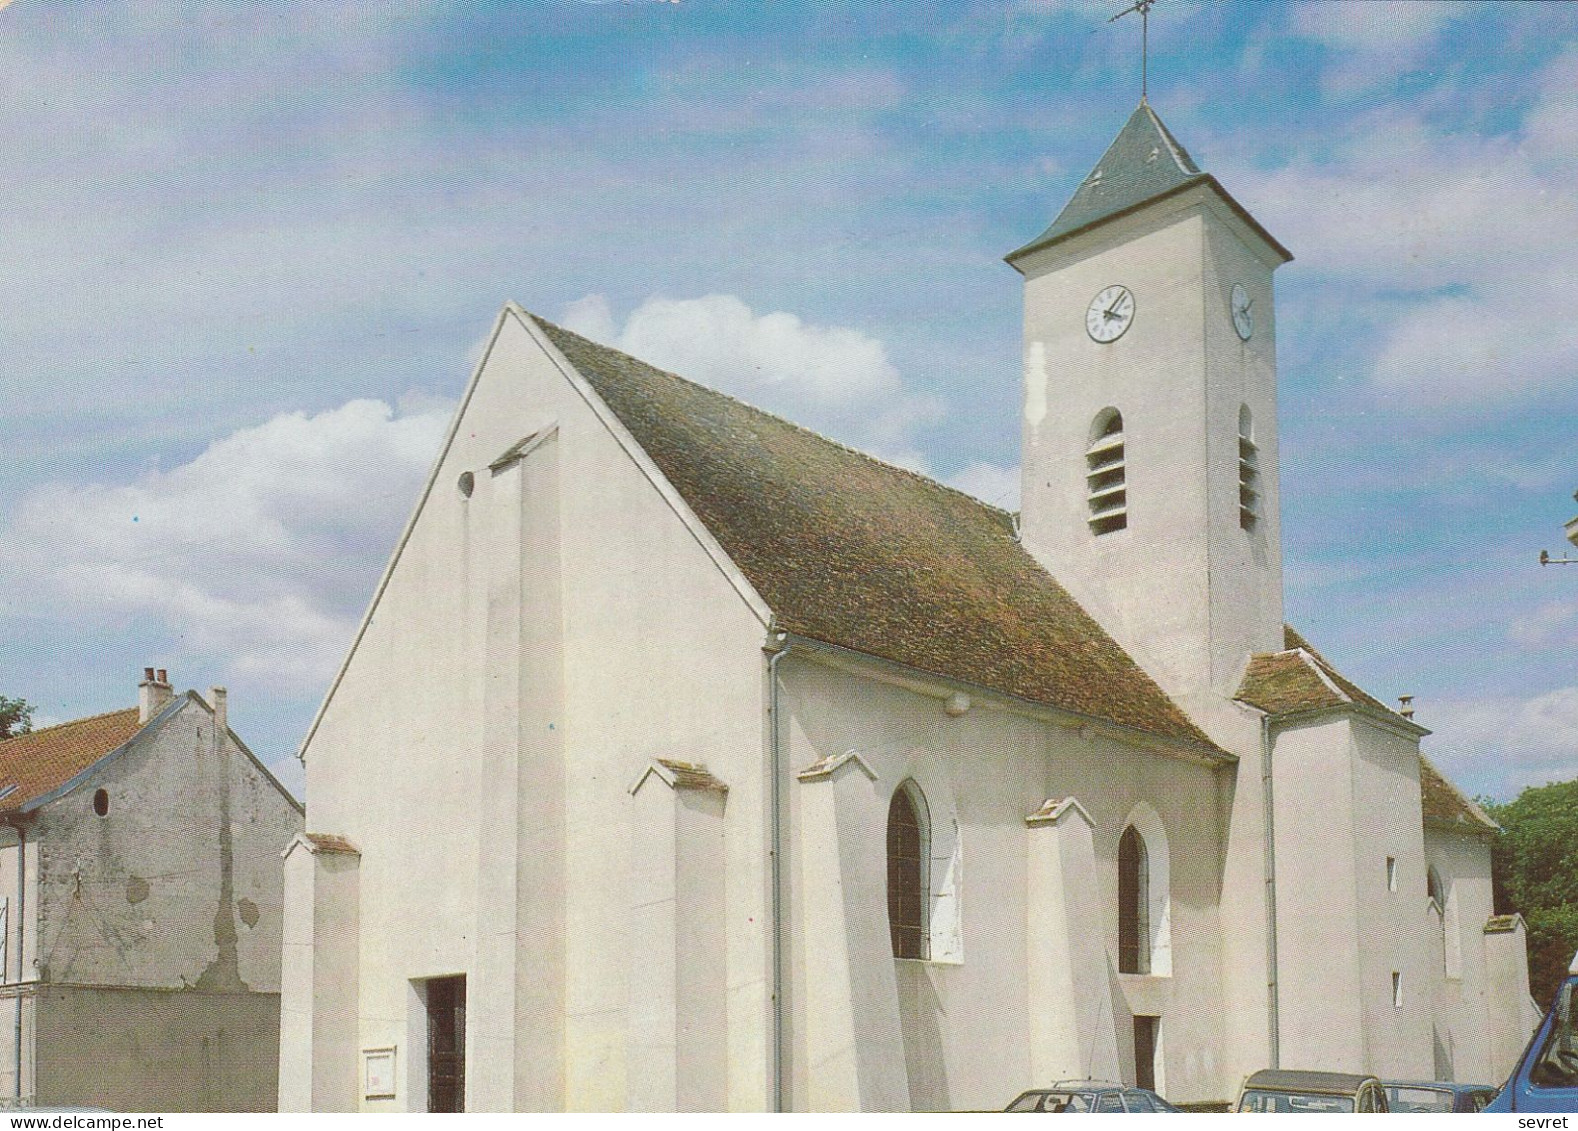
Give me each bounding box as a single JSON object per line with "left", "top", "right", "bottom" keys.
{"left": 0, "top": 695, "right": 32, "bottom": 741}
{"left": 1483, "top": 779, "right": 1578, "bottom": 1004}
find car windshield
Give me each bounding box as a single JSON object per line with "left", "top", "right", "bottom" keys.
{"left": 1006, "top": 1091, "right": 1096, "bottom": 1112}
{"left": 1385, "top": 1086, "right": 1452, "bottom": 1113}
{"left": 1532, "top": 983, "right": 1578, "bottom": 1088}
{"left": 1238, "top": 1089, "right": 1354, "bottom": 1113}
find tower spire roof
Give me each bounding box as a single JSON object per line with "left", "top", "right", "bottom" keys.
{"left": 1006, "top": 102, "right": 1291, "bottom": 267}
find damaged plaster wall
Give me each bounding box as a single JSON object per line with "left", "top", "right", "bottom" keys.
{"left": 32, "top": 696, "right": 302, "bottom": 994}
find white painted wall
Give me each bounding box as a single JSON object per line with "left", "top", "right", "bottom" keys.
{"left": 295, "top": 309, "right": 771, "bottom": 1112}
{"left": 779, "top": 653, "right": 1229, "bottom": 1110}
{"left": 1014, "top": 187, "right": 1286, "bottom": 735}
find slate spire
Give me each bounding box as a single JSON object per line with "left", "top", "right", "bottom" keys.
{"left": 1006, "top": 102, "right": 1210, "bottom": 263}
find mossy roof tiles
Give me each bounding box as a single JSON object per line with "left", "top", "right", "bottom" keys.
{"left": 1236, "top": 625, "right": 1400, "bottom": 719}
{"left": 534, "top": 316, "right": 1217, "bottom": 755}
{"left": 1420, "top": 755, "right": 1497, "bottom": 835}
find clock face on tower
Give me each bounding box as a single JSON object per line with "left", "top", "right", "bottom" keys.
{"left": 1086, "top": 284, "right": 1135, "bottom": 343}
{"left": 1231, "top": 282, "right": 1254, "bottom": 341}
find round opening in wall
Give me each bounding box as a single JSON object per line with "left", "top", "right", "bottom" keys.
{"left": 93, "top": 788, "right": 109, "bottom": 817}
{"left": 458, "top": 471, "right": 475, "bottom": 498}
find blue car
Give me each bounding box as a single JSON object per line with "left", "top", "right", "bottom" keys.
{"left": 1484, "top": 950, "right": 1578, "bottom": 1112}
{"left": 1383, "top": 1081, "right": 1497, "bottom": 1113}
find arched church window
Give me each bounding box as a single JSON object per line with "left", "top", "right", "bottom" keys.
{"left": 887, "top": 781, "right": 930, "bottom": 960}
{"left": 1086, "top": 409, "right": 1127, "bottom": 535}
{"left": 1428, "top": 865, "right": 1462, "bottom": 978}
{"left": 1238, "top": 405, "right": 1260, "bottom": 530}
{"left": 1118, "top": 824, "right": 1150, "bottom": 974}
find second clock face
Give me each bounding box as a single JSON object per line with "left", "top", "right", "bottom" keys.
{"left": 1231, "top": 282, "right": 1254, "bottom": 341}
{"left": 1087, "top": 284, "right": 1134, "bottom": 343}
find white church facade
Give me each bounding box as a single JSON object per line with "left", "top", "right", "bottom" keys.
{"left": 278, "top": 103, "right": 1535, "bottom": 1112}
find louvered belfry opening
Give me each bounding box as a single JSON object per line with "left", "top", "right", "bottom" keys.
{"left": 1087, "top": 409, "right": 1127, "bottom": 535}
{"left": 1238, "top": 405, "right": 1260, "bottom": 530}
{"left": 1118, "top": 825, "right": 1151, "bottom": 974}
{"left": 887, "top": 783, "right": 929, "bottom": 960}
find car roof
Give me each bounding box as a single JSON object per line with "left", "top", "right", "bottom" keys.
{"left": 1243, "top": 1069, "right": 1379, "bottom": 1094}
{"left": 1384, "top": 1080, "right": 1495, "bottom": 1092}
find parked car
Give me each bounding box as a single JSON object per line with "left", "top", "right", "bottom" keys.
{"left": 1004, "top": 1081, "right": 1181, "bottom": 1112}
{"left": 1485, "top": 948, "right": 1578, "bottom": 1112}
{"left": 1235, "top": 1069, "right": 1389, "bottom": 1113}
{"left": 1382, "top": 1080, "right": 1497, "bottom": 1113}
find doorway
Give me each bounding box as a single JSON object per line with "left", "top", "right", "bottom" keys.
{"left": 1134, "top": 1015, "right": 1158, "bottom": 1092}
{"left": 425, "top": 975, "right": 466, "bottom": 1112}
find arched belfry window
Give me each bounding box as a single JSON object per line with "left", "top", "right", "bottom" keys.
{"left": 887, "top": 781, "right": 930, "bottom": 960}
{"left": 1086, "top": 409, "right": 1127, "bottom": 535}
{"left": 1118, "top": 825, "right": 1150, "bottom": 974}
{"left": 1238, "top": 405, "right": 1260, "bottom": 530}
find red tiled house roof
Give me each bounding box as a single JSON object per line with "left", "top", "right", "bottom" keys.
{"left": 0, "top": 707, "right": 143, "bottom": 812}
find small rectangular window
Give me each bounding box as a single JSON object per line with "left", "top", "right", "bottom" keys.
{"left": 1392, "top": 971, "right": 1403, "bottom": 1008}
{"left": 1386, "top": 857, "right": 1397, "bottom": 892}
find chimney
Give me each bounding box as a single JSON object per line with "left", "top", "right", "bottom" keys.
{"left": 1398, "top": 695, "right": 1415, "bottom": 721}
{"left": 210, "top": 686, "right": 228, "bottom": 746}
{"left": 138, "top": 667, "right": 174, "bottom": 724}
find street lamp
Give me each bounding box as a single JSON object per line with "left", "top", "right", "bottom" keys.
{"left": 1539, "top": 490, "right": 1578, "bottom": 565}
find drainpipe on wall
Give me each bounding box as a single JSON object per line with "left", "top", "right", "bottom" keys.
{"left": 1260, "top": 713, "right": 1280, "bottom": 1070}
{"left": 764, "top": 626, "right": 791, "bottom": 1114}
{"left": 2, "top": 816, "right": 25, "bottom": 1101}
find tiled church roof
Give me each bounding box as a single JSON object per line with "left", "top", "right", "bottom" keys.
{"left": 1420, "top": 756, "right": 1498, "bottom": 836}
{"left": 0, "top": 707, "right": 142, "bottom": 812}
{"left": 533, "top": 316, "right": 1221, "bottom": 757}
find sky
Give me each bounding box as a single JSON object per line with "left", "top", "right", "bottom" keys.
{"left": 0, "top": 0, "right": 1574, "bottom": 802}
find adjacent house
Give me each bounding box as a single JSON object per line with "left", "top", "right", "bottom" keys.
{"left": 280, "top": 101, "right": 1535, "bottom": 1111}
{"left": 0, "top": 669, "right": 302, "bottom": 1111}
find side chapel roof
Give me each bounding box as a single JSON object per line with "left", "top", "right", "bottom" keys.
{"left": 533, "top": 316, "right": 1221, "bottom": 758}
{"left": 1236, "top": 626, "right": 1494, "bottom": 835}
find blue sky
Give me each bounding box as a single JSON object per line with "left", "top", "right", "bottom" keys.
{"left": 1, "top": 0, "right": 1574, "bottom": 801}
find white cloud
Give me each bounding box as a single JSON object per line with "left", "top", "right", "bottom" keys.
{"left": 560, "top": 293, "right": 945, "bottom": 466}
{"left": 0, "top": 397, "right": 451, "bottom": 694}
{"left": 949, "top": 461, "right": 1022, "bottom": 511}
{"left": 1291, "top": 1, "right": 1466, "bottom": 51}
{"left": 1426, "top": 685, "right": 1578, "bottom": 796}
{"left": 1228, "top": 93, "right": 1578, "bottom": 406}
{"left": 1290, "top": 1, "right": 1469, "bottom": 98}
{"left": 1508, "top": 600, "right": 1578, "bottom": 649}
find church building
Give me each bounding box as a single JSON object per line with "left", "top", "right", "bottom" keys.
{"left": 278, "top": 102, "right": 1535, "bottom": 1112}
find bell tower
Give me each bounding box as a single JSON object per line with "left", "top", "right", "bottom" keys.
{"left": 1006, "top": 104, "right": 1293, "bottom": 724}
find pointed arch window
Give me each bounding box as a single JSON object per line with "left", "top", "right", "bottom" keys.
{"left": 1238, "top": 405, "right": 1260, "bottom": 530}
{"left": 1118, "top": 824, "right": 1151, "bottom": 974}
{"left": 1087, "top": 409, "right": 1127, "bottom": 535}
{"left": 887, "top": 781, "right": 930, "bottom": 960}
{"left": 1428, "top": 865, "right": 1462, "bottom": 978}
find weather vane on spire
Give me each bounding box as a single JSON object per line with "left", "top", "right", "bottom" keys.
{"left": 1110, "top": 0, "right": 1157, "bottom": 104}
